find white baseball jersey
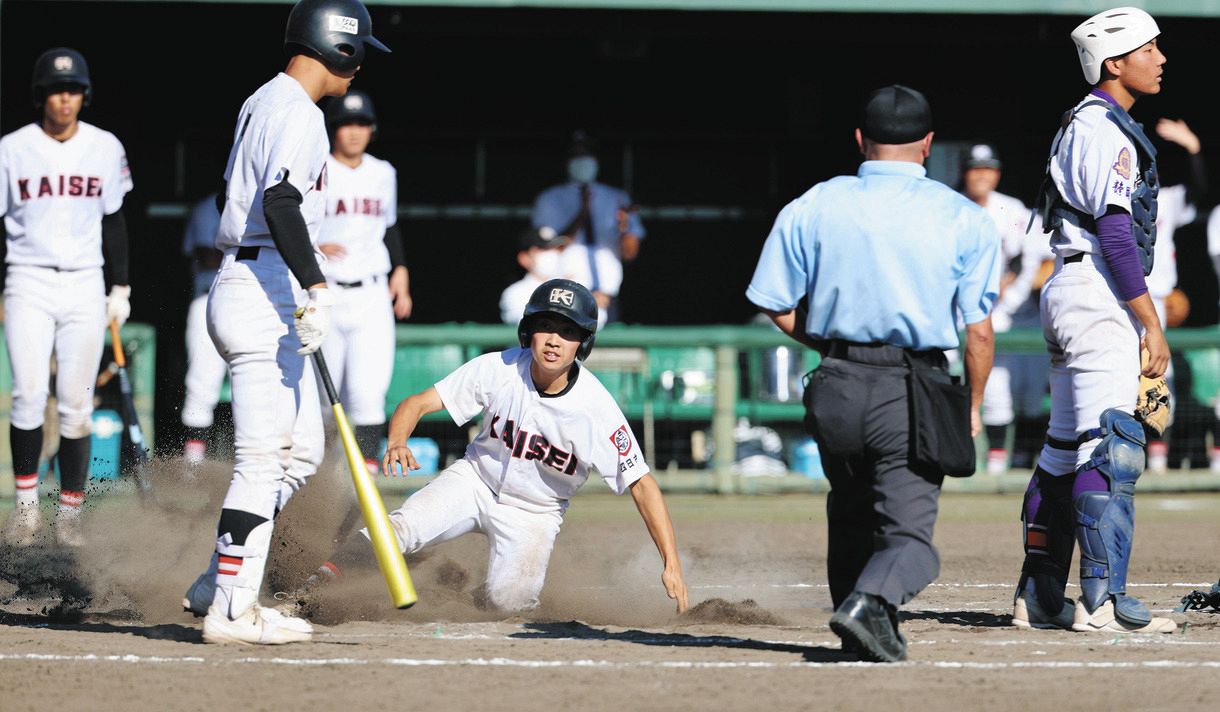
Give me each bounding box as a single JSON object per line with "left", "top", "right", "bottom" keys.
{"left": 216, "top": 73, "right": 328, "bottom": 251}
{"left": 1047, "top": 98, "right": 1137, "bottom": 257}
{"left": 1146, "top": 183, "right": 1193, "bottom": 299}
{"left": 987, "top": 191, "right": 1051, "bottom": 324}
{"left": 435, "top": 347, "right": 648, "bottom": 513}
{"left": 0, "top": 121, "right": 132, "bottom": 269}
{"left": 319, "top": 154, "right": 397, "bottom": 283}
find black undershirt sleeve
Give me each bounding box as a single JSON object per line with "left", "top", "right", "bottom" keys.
{"left": 383, "top": 223, "right": 406, "bottom": 270}
{"left": 101, "top": 209, "right": 129, "bottom": 286}
{"left": 263, "top": 178, "right": 326, "bottom": 288}
{"left": 1186, "top": 152, "right": 1208, "bottom": 209}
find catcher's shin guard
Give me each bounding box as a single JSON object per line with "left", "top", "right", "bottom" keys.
{"left": 1019, "top": 466, "right": 1076, "bottom": 615}
{"left": 1074, "top": 409, "right": 1152, "bottom": 625}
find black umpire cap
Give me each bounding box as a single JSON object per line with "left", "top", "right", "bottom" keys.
{"left": 861, "top": 85, "right": 933, "bottom": 145}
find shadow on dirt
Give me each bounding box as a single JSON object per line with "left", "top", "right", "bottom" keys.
{"left": 900, "top": 610, "right": 1011, "bottom": 627}
{"left": 514, "top": 620, "right": 857, "bottom": 662}
{"left": 0, "top": 610, "right": 199, "bottom": 642}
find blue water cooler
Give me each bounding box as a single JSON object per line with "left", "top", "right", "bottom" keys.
{"left": 90, "top": 409, "right": 123, "bottom": 480}
{"left": 406, "top": 438, "right": 440, "bottom": 475}
{"left": 791, "top": 437, "right": 824, "bottom": 479}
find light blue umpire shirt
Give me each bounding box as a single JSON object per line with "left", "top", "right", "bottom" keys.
{"left": 532, "top": 181, "right": 645, "bottom": 292}
{"left": 746, "top": 160, "right": 1002, "bottom": 350}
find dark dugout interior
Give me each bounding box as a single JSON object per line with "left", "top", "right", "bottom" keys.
{"left": 2, "top": 2, "right": 1218, "bottom": 447}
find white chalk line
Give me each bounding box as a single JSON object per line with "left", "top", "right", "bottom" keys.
{"left": 4, "top": 652, "right": 1220, "bottom": 670}
{"left": 584, "top": 582, "right": 1214, "bottom": 591}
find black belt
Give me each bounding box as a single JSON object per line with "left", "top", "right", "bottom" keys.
{"left": 236, "top": 246, "right": 262, "bottom": 261}
{"left": 823, "top": 339, "right": 946, "bottom": 369}
{"left": 1064, "top": 252, "right": 1084, "bottom": 263}
{"left": 336, "top": 279, "right": 364, "bottom": 288}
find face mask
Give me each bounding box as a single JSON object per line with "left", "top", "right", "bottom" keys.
{"left": 567, "top": 156, "right": 599, "bottom": 184}
{"left": 532, "top": 249, "right": 563, "bottom": 279}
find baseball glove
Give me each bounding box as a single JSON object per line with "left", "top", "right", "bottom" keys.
{"left": 1135, "top": 373, "right": 1171, "bottom": 436}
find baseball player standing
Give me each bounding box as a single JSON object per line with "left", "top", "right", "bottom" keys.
{"left": 1013, "top": 6, "right": 1174, "bottom": 633}
{"left": 0, "top": 48, "right": 133, "bottom": 548}
{"left": 178, "top": 192, "right": 227, "bottom": 465}
{"left": 179, "top": 0, "right": 389, "bottom": 645}
{"left": 317, "top": 90, "right": 411, "bottom": 473}
{"left": 960, "top": 144, "right": 1052, "bottom": 475}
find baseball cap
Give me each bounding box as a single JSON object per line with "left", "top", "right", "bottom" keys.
{"left": 520, "top": 226, "right": 567, "bottom": 250}
{"left": 861, "top": 85, "right": 933, "bottom": 145}
{"left": 963, "top": 143, "right": 1002, "bottom": 170}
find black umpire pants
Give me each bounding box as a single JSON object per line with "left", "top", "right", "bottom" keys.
{"left": 805, "top": 341, "right": 946, "bottom": 610}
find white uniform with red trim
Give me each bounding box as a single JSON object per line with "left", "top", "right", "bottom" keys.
{"left": 317, "top": 153, "right": 397, "bottom": 427}
{"left": 384, "top": 347, "right": 647, "bottom": 611}
{"left": 0, "top": 120, "right": 132, "bottom": 439}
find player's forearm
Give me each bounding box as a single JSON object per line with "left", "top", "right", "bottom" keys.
{"left": 100, "top": 210, "right": 129, "bottom": 286}
{"left": 759, "top": 307, "right": 823, "bottom": 352}
{"left": 386, "top": 387, "right": 443, "bottom": 445}
{"left": 1126, "top": 292, "right": 1164, "bottom": 334}
{"left": 629, "top": 474, "right": 683, "bottom": 569}
{"left": 963, "top": 319, "right": 995, "bottom": 411}
{"left": 263, "top": 180, "right": 326, "bottom": 289}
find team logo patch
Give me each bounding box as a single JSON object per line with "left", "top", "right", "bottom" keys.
{"left": 610, "top": 425, "right": 633, "bottom": 456}
{"left": 343, "top": 95, "right": 365, "bottom": 111}
{"left": 328, "top": 14, "right": 360, "bottom": 35}
{"left": 1113, "top": 147, "right": 1132, "bottom": 180}
{"left": 550, "top": 288, "right": 574, "bottom": 307}
{"left": 53, "top": 55, "right": 74, "bottom": 72}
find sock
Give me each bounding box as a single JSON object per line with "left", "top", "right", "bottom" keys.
{"left": 183, "top": 426, "right": 209, "bottom": 462}
{"left": 11, "top": 425, "right": 43, "bottom": 504}
{"left": 14, "top": 473, "right": 39, "bottom": 507}
{"left": 56, "top": 436, "right": 90, "bottom": 495}
{"left": 58, "top": 489, "right": 85, "bottom": 519}
{"left": 985, "top": 424, "right": 1007, "bottom": 451}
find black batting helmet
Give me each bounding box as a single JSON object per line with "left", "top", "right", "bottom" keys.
{"left": 284, "top": 0, "right": 390, "bottom": 76}
{"left": 326, "top": 90, "right": 377, "bottom": 138}
{"left": 32, "top": 47, "right": 91, "bottom": 108}
{"left": 518, "top": 279, "right": 599, "bottom": 360}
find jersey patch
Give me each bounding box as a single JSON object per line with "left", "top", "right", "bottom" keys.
{"left": 611, "top": 425, "right": 633, "bottom": 456}
{"left": 1113, "top": 147, "right": 1132, "bottom": 180}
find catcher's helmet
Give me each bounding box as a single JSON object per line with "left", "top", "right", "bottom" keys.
{"left": 518, "top": 279, "right": 598, "bottom": 360}
{"left": 284, "top": 0, "right": 390, "bottom": 76}
{"left": 1071, "top": 7, "right": 1160, "bottom": 85}
{"left": 326, "top": 90, "right": 377, "bottom": 138}
{"left": 32, "top": 47, "right": 91, "bottom": 108}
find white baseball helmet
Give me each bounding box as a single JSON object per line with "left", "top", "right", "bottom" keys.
{"left": 1071, "top": 7, "right": 1160, "bottom": 85}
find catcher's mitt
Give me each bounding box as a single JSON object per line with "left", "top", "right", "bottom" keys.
{"left": 1134, "top": 374, "right": 1171, "bottom": 436}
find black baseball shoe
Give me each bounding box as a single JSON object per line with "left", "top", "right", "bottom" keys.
{"left": 828, "top": 591, "right": 907, "bottom": 662}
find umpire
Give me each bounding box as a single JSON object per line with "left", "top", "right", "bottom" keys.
{"left": 746, "top": 85, "right": 1001, "bottom": 662}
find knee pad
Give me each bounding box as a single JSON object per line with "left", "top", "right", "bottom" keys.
{"left": 1020, "top": 467, "right": 1075, "bottom": 614}
{"left": 1074, "top": 409, "right": 1152, "bottom": 625}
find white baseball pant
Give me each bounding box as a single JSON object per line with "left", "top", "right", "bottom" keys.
{"left": 319, "top": 277, "right": 394, "bottom": 425}
{"left": 384, "top": 459, "right": 564, "bottom": 612}
{"left": 207, "top": 248, "right": 324, "bottom": 520}
{"left": 1037, "top": 254, "right": 1141, "bottom": 475}
{"left": 181, "top": 292, "right": 229, "bottom": 429}
{"left": 4, "top": 265, "right": 106, "bottom": 438}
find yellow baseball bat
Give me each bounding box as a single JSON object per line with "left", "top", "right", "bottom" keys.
{"left": 311, "top": 348, "right": 417, "bottom": 609}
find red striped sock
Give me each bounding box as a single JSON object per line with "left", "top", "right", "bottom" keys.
{"left": 14, "top": 473, "right": 38, "bottom": 505}
{"left": 218, "top": 554, "right": 244, "bottom": 577}
{"left": 58, "top": 490, "right": 85, "bottom": 511}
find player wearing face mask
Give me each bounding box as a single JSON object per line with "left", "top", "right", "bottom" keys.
{"left": 500, "top": 226, "right": 612, "bottom": 327}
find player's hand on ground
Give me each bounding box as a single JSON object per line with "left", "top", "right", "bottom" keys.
{"left": 1140, "top": 329, "right": 1170, "bottom": 378}
{"left": 382, "top": 444, "right": 419, "bottom": 476}
{"left": 295, "top": 287, "right": 334, "bottom": 355}
{"left": 106, "top": 285, "right": 132, "bottom": 326}
{"left": 1155, "top": 118, "right": 1201, "bottom": 154}
{"left": 389, "top": 267, "right": 412, "bottom": 319}
{"left": 319, "top": 243, "right": 346, "bottom": 259}
{"left": 663, "top": 564, "right": 689, "bottom": 614}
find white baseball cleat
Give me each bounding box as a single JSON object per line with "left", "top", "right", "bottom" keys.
{"left": 2, "top": 504, "right": 43, "bottom": 547}
{"left": 1071, "top": 598, "right": 1177, "bottom": 634}
{"left": 54, "top": 513, "right": 85, "bottom": 548}
{"left": 1012, "top": 591, "right": 1075, "bottom": 630}
{"left": 202, "top": 604, "right": 313, "bottom": 645}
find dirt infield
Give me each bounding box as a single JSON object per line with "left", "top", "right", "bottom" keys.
{"left": 4, "top": 460, "right": 1220, "bottom": 711}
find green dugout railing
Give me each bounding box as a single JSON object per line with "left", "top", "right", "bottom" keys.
{"left": 389, "top": 324, "right": 1220, "bottom": 494}
{"left": 0, "top": 323, "right": 155, "bottom": 497}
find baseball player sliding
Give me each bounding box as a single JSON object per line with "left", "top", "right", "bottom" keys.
{"left": 0, "top": 48, "right": 133, "bottom": 548}
{"left": 288, "top": 279, "right": 689, "bottom": 614}
{"left": 318, "top": 89, "right": 411, "bottom": 473}
{"left": 179, "top": 0, "right": 389, "bottom": 645}
{"left": 1014, "top": 6, "right": 1174, "bottom": 634}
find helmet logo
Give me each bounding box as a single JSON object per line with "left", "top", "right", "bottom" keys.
{"left": 328, "top": 14, "right": 360, "bottom": 35}
{"left": 343, "top": 95, "right": 364, "bottom": 110}
{"left": 53, "top": 56, "right": 74, "bottom": 71}
{"left": 549, "top": 288, "right": 574, "bottom": 307}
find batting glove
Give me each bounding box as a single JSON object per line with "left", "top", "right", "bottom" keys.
{"left": 106, "top": 285, "right": 132, "bottom": 326}
{"left": 295, "top": 287, "right": 334, "bottom": 355}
